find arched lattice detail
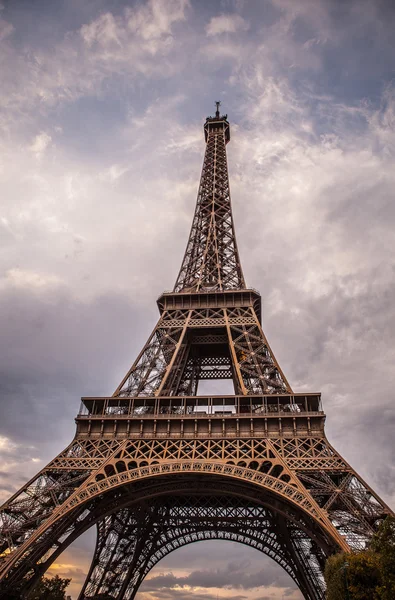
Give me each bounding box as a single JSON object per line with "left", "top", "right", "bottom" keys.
{"left": 0, "top": 460, "right": 348, "bottom": 593}
{"left": 67, "top": 461, "right": 338, "bottom": 535}
{"left": 80, "top": 494, "right": 328, "bottom": 600}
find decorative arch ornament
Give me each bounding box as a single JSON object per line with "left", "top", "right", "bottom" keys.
{"left": 0, "top": 459, "right": 346, "bottom": 586}
{"left": 80, "top": 492, "right": 330, "bottom": 600}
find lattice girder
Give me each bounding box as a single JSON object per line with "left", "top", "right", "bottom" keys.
{"left": 0, "top": 425, "right": 391, "bottom": 599}
{"left": 79, "top": 495, "right": 326, "bottom": 600}
{"left": 1, "top": 471, "right": 336, "bottom": 599}
{"left": 174, "top": 115, "right": 245, "bottom": 292}
{"left": 0, "top": 438, "right": 121, "bottom": 555}
{"left": 0, "top": 446, "right": 350, "bottom": 593}
{"left": 114, "top": 305, "right": 290, "bottom": 398}
{"left": 2, "top": 424, "right": 379, "bottom": 593}
{"left": 0, "top": 431, "right": 390, "bottom": 580}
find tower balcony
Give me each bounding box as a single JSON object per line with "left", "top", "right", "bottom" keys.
{"left": 157, "top": 288, "right": 262, "bottom": 322}
{"left": 76, "top": 393, "right": 325, "bottom": 439}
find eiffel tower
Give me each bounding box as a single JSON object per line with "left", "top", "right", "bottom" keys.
{"left": 0, "top": 103, "right": 393, "bottom": 600}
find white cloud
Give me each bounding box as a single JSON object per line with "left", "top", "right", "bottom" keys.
{"left": 0, "top": 436, "right": 41, "bottom": 503}
{"left": 79, "top": 0, "right": 189, "bottom": 65}
{"left": 99, "top": 163, "right": 131, "bottom": 183}
{"left": 3, "top": 268, "right": 63, "bottom": 290}
{"left": 0, "top": 18, "right": 13, "bottom": 41}
{"left": 0, "top": 0, "right": 190, "bottom": 128}
{"left": 80, "top": 12, "right": 123, "bottom": 48}
{"left": 0, "top": 94, "right": 200, "bottom": 304}
{"left": 0, "top": 435, "right": 17, "bottom": 453}
{"left": 206, "top": 14, "right": 249, "bottom": 36}
{"left": 125, "top": 0, "right": 189, "bottom": 41}
{"left": 28, "top": 132, "right": 52, "bottom": 157}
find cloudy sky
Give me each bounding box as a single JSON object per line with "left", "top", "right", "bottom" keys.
{"left": 1, "top": 0, "right": 395, "bottom": 598}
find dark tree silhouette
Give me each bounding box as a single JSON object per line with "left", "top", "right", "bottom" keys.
{"left": 6, "top": 575, "right": 71, "bottom": 600}
{"left": 325, "top": 516, "right": 395, "bottom": 600}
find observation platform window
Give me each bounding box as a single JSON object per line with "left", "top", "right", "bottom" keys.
{"left": 106, "top": 399, "right": 130, "bottom": 415}
{"left": 267, "top": 398, "right": 279, "bottom": 413}
{"left": 239, "top": 398, "right": 251, "bottom": 414}
{"left": 212, "top": 397, "right": 236, "bottom": 415}
{"left": 132, "top": 399, "right": 155, "bottom": 416}
{"left": 251, "top": 398, "right": 265, "bottom": 414}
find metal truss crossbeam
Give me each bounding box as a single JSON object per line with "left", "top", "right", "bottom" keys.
{"left": 80, "top": 495, "right": 326, "bottom": 600}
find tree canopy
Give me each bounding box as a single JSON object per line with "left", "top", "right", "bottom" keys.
{"left": 6, "top": 575, "right": 71, "bottom": 600}
{"left": 30, "top": 575, "right": 71, "bottom": 600}
{"left": 325, "top": 516, "right": 395, "bottom": 600}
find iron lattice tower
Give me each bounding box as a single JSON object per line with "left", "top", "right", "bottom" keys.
{"left": 0, "top": 105, "right": 393, "bottom": 600}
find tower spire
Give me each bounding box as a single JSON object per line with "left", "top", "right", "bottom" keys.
{"left": 174, "top": 105, "right": 245, "bottom": 292}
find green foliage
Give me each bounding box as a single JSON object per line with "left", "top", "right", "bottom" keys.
{"left": 325, "top": 516, "right": 395, "bottom": 600}
{"left": 4, "top": 575, "right": 71, "bottom": 600}
{"left": 30, "top": 575, "right": 71, "bottom": 600}
{"left": 325, "top": 553, "right": 348, "bottom": 600}
{"left": 371, "top": 516, "right": 395, "bottom": 600}
{"left": 346, "top": 551, "right": 381, "bottom": 600}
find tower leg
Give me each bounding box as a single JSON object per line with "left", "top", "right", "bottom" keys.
{"left": 79, "top": 505, "right": 161, "bottom": 600}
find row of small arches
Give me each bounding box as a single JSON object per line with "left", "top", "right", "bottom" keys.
{"left": 95, "top": 459, "right": 292, "bottom": 485}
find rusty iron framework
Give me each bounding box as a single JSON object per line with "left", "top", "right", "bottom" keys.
{"left": 0, "top": 104, "right": 393, "bottom": 600}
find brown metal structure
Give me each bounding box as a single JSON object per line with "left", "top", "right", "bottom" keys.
{"left": 0, "top": 104, "right": 393, "bottom": 599}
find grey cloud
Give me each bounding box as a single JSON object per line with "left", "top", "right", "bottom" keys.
{"left": 142, "top": 591, "right": 247, "bottom": 600}
{"left": 0, "top": 0, "right": 190, "bottom": 129}
{"left": 0, "top": 283, "right": 155, "bottom": 495}
{"left": 141, "top": 559, "right": 295, "bottom": 591}
{"left": 53, "top": 567, "right": 87, "bottom": 585}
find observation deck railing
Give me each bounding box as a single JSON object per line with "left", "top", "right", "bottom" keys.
{"left": 78, "top": 393, "right": 323, "bottom": 419}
